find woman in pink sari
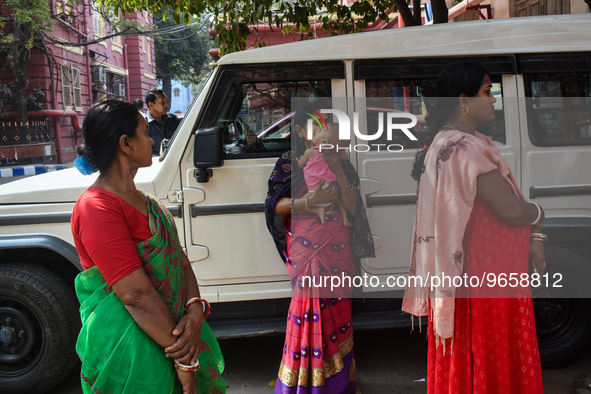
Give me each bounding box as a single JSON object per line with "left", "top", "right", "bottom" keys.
{"left": 265, "top": 109, "right": 374, "bottom": 393}
{"left": 403, "top": 61, "right": 546, "bottom": 393}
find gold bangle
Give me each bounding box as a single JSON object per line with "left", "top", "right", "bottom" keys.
{"left": 530, "top": 232, "right": 547, "bottom": 243}
{"left": 304, "top": 196, "right": 310, "bottom": 211}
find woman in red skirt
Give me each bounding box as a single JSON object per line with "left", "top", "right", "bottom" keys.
{"left": 265, "top": 109, "right": 374, "bottom": 393}
{"left": 403, "top": 61, "right": 546, "bottom": 393}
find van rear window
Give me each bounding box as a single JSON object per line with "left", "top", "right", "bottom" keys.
{"left": 364, "top": 76, "right": 505, "bottom": 149}
{"left": 525, "top": 72, "right": 591, "bottom": 147}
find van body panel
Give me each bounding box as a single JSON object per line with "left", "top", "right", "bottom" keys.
{"left": 217, "top": 15, "right": 591, "bottom": 65}
{"left": 0, "top": 235, "right": 81, "bottom": 268}
{"left": 0, "top": 17, "right": 590, "bottom": 386}
{"left": 0, "top": 169, "right": 93, "bottom": 204}
{"left": 182, "top": 157, "right": 287, "bottom": 287}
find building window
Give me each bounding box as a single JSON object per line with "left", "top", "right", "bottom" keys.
{"left": 56, "top": 0, "right": 74, "bottom": 25}
{"left": 72, "top": 68, "right": 82, "bottom": 111}
{"left": 61, "top": 65, "right": 72, "bottom": 109}
{"left": 109, "top": 10, "right": 121, "bottom": 47}
{"left": 92, "top": 10, "right": 104, "bottom": 38}
{"left": 111, "top": 28, "right": 121, "bottom": 45}
{"left": 173, "top": 88, "right": 181, "bottom": 98}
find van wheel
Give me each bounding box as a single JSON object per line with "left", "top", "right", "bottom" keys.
{"left": 533, "top": 244, "right": 591, "bottom": 368}
{"left": 0, "top": 264, "right": 80, "bottom": 393}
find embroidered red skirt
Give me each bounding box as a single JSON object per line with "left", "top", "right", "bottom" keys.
{"left": 275, "top": 212, "right": 357, "bottom": 394}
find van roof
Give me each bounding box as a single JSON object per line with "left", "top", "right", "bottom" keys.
{"left": 217, "top": 14, "right": 591, "bottom": 65}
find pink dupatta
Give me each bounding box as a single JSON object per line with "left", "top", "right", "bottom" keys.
{"left": 401, "top": 130, "right": 525, "bottom": 342}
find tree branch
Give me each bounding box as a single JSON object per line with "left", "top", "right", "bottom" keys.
{"left": 392, "top": 0, "right": 419, "bottom": 26}
{"left": 413, "top": 0, "right": 422, "bottom": 25}
{"left": 431, "top": 0, "right": 449, "bottom": 23}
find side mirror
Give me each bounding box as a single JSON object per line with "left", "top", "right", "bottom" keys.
{"left": 194, "top": 127, "right": 224, "bottom": 183}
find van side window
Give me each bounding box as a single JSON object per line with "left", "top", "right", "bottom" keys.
{"left": 197, "top": 63, "right": 342, "bottom": 158}
{"left": 222, "top": 81, "right": 330, "bottom": 156}
{"left": 363, "top": 76, "right": 505, "bottom": 149}
{"left": 356, "top": 57, "right": 512, "bottom": 150}
{"left": 364, "top": 79, "right": 430, "bottom": 150}
{"left": 524, "top": 72, "right": 591, "bottom": 146}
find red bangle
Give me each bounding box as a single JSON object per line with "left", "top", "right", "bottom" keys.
{"left": 174, "top": 359, "right": 200, "bottom": 372}
{"left": 185, "top": 297, "right": 210, "bottom": 320}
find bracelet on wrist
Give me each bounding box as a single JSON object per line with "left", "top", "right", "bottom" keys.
{"left": 339, "top": 183, "right": 357, "bottom": 194}
{"left": 174, "top": 358, "right": 200, "bottom": 372}
{"left": 290, "top": 197, "right": 295, "bottom": 213}
{"left": 304, "top": 196, "right": 310, "bottom": 211}
{"left": 185, "top": 297, "right": 210, "bottom": 320}
{"left": 530, "top": 202, "right": 544, "bottom": 226}
{"left": 530, "top": 232, "right": 548, "bottom": 243}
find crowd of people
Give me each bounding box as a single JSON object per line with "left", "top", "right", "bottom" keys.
{"left": 71, "top": 61, "right": 547, "bottom": 393}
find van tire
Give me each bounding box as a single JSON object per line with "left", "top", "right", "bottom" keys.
{"left": 0, "top": 263, "right": 80, "bottom": 393}
{"left": 533, "top": 244, "right": 591, "bottom": 368}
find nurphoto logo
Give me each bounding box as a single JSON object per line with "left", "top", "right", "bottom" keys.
{"left": 303, "top": 108, "right": 418, "bottom": 153}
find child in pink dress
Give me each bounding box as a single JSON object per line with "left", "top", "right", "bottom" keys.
{"left": 298, "top": 122, "right": 351, "bottom": 226}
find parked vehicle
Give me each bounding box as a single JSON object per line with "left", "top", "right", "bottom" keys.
{"left": 0, "top": 14, "right": 590, "bottom": 393}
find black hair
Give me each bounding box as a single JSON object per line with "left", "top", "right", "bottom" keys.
{"left": 132, "top": 98, "right": 143, "bottom": 110}
{"left": 145, "top": 89, "right": 166, "bottom": 105}
{"left": 291, "top": 106, "right": 318, "bottom": 158}
{"left": 77, "top": 100, "right": 140, "bottom": 172}
{"left": 411, "top": 61, "right": 488, "bottom": 181}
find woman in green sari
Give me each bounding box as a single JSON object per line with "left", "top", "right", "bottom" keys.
{"left": 71, "top": 100, "right": 225, "bottom": 394}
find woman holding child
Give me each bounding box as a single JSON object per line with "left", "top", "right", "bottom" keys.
{"left": 402, "top": 61, "right": 545, "bottom": 393}
{"left": 265, "top": 108, "right": 373, "bottom": 394}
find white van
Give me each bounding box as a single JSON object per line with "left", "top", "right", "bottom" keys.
{"left": 0, "top": 13, "right": 590, "bottom": 393}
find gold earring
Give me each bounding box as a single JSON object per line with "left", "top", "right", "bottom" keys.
{"left": 461, "top": 104, "right": 469, "bottom": 116}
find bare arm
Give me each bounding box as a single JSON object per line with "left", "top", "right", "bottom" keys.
{"left": 322, "top": 150, "right": 356, "bottom": 214}
{"left": 476, "top": 170, "right": 538, "bottom": 226}
{"left": 111, "top": 268, "right": 180, "bottom": 349}
{"left": 167, "top": 252, "right": 203, "bottom": 394}
{"left": 274, "top": 179, "right": 340, "bottom": 215}
{"left": 164, "top": 251, "right": 204, "bottom": 363}
{"left": 274, "top": 197, "right": 292, "bottom": 215}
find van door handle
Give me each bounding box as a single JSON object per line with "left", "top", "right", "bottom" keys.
{"left": 529, "top": 185, "right": 591, "bottom": 199}
{"left": 190, "top": 203, "right": 266, "bottom": 217}
{"left": 166, "top": 206, "right": 183, "bottom": 218}
{"left": 366, "top": 194, "right": 417, "bottom": 208}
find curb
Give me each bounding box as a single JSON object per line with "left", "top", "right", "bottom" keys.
{"left": 0, "top": 164, "right": 68, "bottom": 178}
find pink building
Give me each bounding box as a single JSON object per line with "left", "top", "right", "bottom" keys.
{"left": 0, "top": 2, "right": 156, "bottom": 164}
